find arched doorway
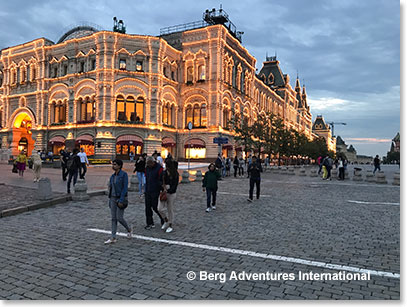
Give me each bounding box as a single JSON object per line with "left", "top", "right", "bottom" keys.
{"left": 116, "top": 135, "right": 143, "bottom": 160}
{"left": 11, "top": 112, "right": 35, "bottom": 156}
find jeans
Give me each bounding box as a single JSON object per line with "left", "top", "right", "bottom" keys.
{"left": 233, "top": 166, "right": 238, "bottom": 177}
{"left": 249, "top": 178, "right": 261, "bottom": 200}
{"left": 80, "top": 163, "right": 87, "bottom": 179}
{"left": 373, "top": 165, "right": 381, "bottom": 174}
{"left": 61, "top": 164, "right": 68, "bottom": 180}
{"left": 206, "top": 188, "right": 217, "bottom": 208}
{"left": 339, "top": 167, "right": 345, "bottom": 180}
{"left": 109, "top": 198, "right": 130, "bottom": 238}
{"left": 137, "top": 172, "right": 145, "bottom": 195}
{"left": 67, "top": 169, "right": 78, "bottom": 192}
{"left": 145, "top": 192, "right": 164, "bottom": 226}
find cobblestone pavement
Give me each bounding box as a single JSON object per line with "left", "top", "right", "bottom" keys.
{"left": 0, "top": 171, "right": 399, "bottom": 300}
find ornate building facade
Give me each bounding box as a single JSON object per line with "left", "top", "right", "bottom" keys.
{"left": 0, "top": 10, "right": 314, "bottom": 161}
{"left": 312, "top": 115, "right": 336, "bottom": 152}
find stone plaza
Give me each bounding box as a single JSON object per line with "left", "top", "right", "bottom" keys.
{"left": 0, "top": 163, "right": 400, "bottom": 300}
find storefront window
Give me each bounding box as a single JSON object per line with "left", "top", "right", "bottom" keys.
{"left": 185, "top": 147, "right": 206, "bottom": 159}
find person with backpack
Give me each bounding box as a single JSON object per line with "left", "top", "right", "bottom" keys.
{"left": 104, "top": 159, "right": 132, "bottom": 244}
{"left": 158, "top": 159, "right": 179, "bottom": 233}
{"left": 373, "top": 155, "right": 381, "bottom": 174}
{"left": 322, "top": 155, "right": 333, "bottom": 180}
{"left": 144, "top": 156, "right": 165, "bottom": 229}
{"left": 202, "top": 163, "right": 221, "bottom": 212}
{"left": 247, "top": 156, "right": 263, "bottom": 202}
{"left": 66, "top": 148, "right": 81, "bottom": 193}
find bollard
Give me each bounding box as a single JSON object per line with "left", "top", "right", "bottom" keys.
{"left": 37, "top": 177, "right": 53, "bottom": 200}
{"left": 280, "top": 167, "right": 288, "bottom": 175}
{"left": 181, "top": 170, "right": 190, "bottom": 183}
{"left": 72, "top": 179, "right": 90, "bottom": 201}
{"left": 128, "top": 174, "right": 139, "bottom": 192}
{"left": 344, "top": 169, "right": 349, "bottom": 180}
{"left": 310, "top": 169, "right": 318, "bottom": 177}
{"left": 392, "top": 172, "right": 400, "bottom": 186}
{"left": 365, "top": 170, "right": 375, "bottom": 183}
{"left": 195, "top": 170, "right": 203, "bottom": 182}
{"left": 376, "top": 171, "right": 387, "bottom": 184}
{"left": 353, "top": 168, "right": 363, "bottom": 181}
{"left": 331, "top": 168, "right": 338, "bottom": 179}
{"left": 288, "top": 167, "right": 295, "bottom": 175}
{"left": 299, "top": 168, "right": 306, "bottom": 176}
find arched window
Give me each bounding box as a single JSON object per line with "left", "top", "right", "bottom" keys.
{"left": 0, "top": 108, "right": 3, "bottom": 128}
{"left": 10, "top": 67, "right": 17, "bottom": 85}
{"left": 136, "top": 97, "right": 144, "bottom": 122}
{"left": 193, "top": 104, "right": 200, "bottom": 127}
{"left": 200, "top": 104, "right": 207, "bottom": 127}
{"left": 116, "top": 95, "right": 125, "bottom": 121}
{"left": 186, "top": 66, "right": 193, "bottom": 83}
{"left": 20, "top": 66, "right": 26, "bottom": 83}
{"left": 169, "top": 105, "right": 175, "bottom": 126}
{"left": 53, "top": 101, "right": 67, "bottom": 123}
{"left": 126, "top": 96, "right": 135, "bottom": 122}
{"left": 185, "top": 105, "right": 193, "bottom": 127}
{"left": 30, "top": 64, "right": 36, "bottom": 81}
{"left": 198, "top": 64, "right": 205, "bottom": 81}
{"left": 162, "top": 103, "right": 169, "bottom": 125}
{"left": 223, "top": 108, "right": 230, "bottom": 129}
{"left": 79, "top": 97, "right": 95, "bottom": 122}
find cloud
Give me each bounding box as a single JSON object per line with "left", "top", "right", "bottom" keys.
{"left": 346, "top": 138, "right": 392, "bottom": 144}
{"left": 307, "top": 97, "right": 352, "bottom": 112}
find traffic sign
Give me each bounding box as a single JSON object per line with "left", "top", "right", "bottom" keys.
{"left": 213, "top": 137, "right": 229, "bottom": 144}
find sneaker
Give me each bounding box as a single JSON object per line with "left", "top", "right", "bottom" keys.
{"left": 104, "top": 238, "right": 117, "bottom": 244}
{"left": 211, "top": 205, "right": 216, "bottom": 210}
{"left": 161, "top": 222, "right": 169, "bottom": 230}
{"left": 205, "top": 207, "right": 211, "bottom": 213}
{"left": 144, "top": 225, "right": 152, "bottom": 230}
{"left": 151, "top": 224, "right": 155, "bottom": 229}
{"left": 247, "top": 198, "right": 253, "bottom": 202}
{"left": 166, "top": 227, "right": 173, "bottom": 233}
{"left": 127, "top": 230, "right": 132, "bottom": 238}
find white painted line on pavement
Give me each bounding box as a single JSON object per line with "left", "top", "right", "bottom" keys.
{"left": 88, "top": 228, "right": 400, "bottom": 280}
{"left": 261, "top": 180, "right": 400, "bottom": 188}
{"left": 347, "top": 200, "right": 400, "bottom": 206}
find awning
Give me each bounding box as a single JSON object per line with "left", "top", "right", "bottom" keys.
{"left": 235, "top": 146, "right": 243, "bottom": 151}
{"left": 222, "top": 144, "right": 233, "bottom": 150}
{"left": 184, "top": 138, "right": 206, "bottom": 149}
{"left": 76, "top": 134, "right": 94, "bottom": 145}
{"left": 49, "top": 136, "right": 65, "bottom": 145}
{"left": 116, "top": 135, "right": 143, "bottom": 146}
{"left": 162, "top": 137, "right": 176, "bottom": 147}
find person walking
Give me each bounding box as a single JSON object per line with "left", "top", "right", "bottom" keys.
{"left": 247, "top": 154, "right": 252, "bottom": 178}
{"left": 322, "top": 155, "right": 333, "bottom": 180}
{"left": 60, "top": 149, "right": 70, "bottom": 181}
{"left": 317, "top": 155, "right": 323, "bottom": 175}
{"left": 104, "top": 159, "right": 132, "bottom": 244}
{"left": 30, "top": 150, "right": 42, "bottom": 182}
{"left": 247, "top": 156, "right": 263, "bottom": 202}
{"left": 144, "top": 156, "right": 165, "bottom": 229}
{"left": 373, "top": 155, "right": 381, "bottom": 174}
{"left": 158, "top": 159, "right": 179, "bottom": 233}
{"left": 134, "top": 154, "right": 146, "bottom": 198}
{"left": 338, "top": 157, "right": 345, "bottom": 180}
{"left": 15, "top": 150, "right": 28, "bottom": 177}
{"left": 238, "top": 156, "right": 245, "bottom": 177}
{"left": 66, "top": 148, "right": 81, "bottom": 193}
{"left": 233, "top": 156, "right": 239, "bottom": 178}
{"left": 77, "top": 147, "right": 89, "bottom": 179}
{"left": 202, "top": 163, "right": 221, "bottom": 212}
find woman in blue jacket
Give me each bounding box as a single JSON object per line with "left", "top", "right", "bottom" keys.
{"left": 105, "top": 159, "right": 132, "bottom": 244}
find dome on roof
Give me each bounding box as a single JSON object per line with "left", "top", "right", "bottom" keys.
{"left": 57, "top": 25, "right": 100, "bottom": 44}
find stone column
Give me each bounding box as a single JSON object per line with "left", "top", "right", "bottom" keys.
{"left": 73, "top": 179, "right": 90, "bottom": 201}
{"left": 392, "top": 172, "right": 400, "bottom": 186}
{"left": 376, "top": 171, "right": 387, "bottom": 184}
{"left": 37, "top": 177, "right": 53, "bottom": 200}
{"left": 128, "top": 174, "right": 139, "bottom": 192}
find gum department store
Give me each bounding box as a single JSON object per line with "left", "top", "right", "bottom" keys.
{"left": 0, "top": 9, "right": 332, "bottom": 161}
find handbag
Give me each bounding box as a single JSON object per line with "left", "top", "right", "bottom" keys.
{"left": 12, "top": 164, "right": 18, "bottom": 173}
{"left": 117, "top": 197, "right": 128, "bottom": 209}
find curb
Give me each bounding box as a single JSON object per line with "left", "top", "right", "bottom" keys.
{"left": 0, "top": 189, "right": 107, "bottom": 218}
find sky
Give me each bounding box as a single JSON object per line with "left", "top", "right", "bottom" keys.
{"left": 0, "top": 0, "right": 400, "bottom": 157}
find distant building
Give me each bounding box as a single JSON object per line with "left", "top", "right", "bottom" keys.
{"left": 312, "top": 115, "right": 336, "bottom": 152}
{"left": 390, "top": 132, "right": 400, "bottom": 153}
{"left": 336, "top": 135, "right": 372, "bottom": 163}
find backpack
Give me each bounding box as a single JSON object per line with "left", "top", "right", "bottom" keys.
{"left": 66, "top": 155, "right": 75, "bottom": 171}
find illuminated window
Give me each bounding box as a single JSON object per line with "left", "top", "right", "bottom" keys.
{"left": 125, "top": 96, "right": 135, "bottom": 121}
{"left": 136, "top": 97, "right": 144, "bottom": 122}
{"left": 186, "top": 66, "right": 193, "bottom": 83}
{"left": 185, "top": 147, "right": 206, "bottom": 159}
{"left": 198, "top": 65, "right": 205, "bottom": 81}
{"left": 193, "top": 105, "right": 200, "bottom": 127}
{"left": 119, "top": 59, "right": 126, "bottom": 70}
{"left": 116, "top": 95, "right": 126, "bottom": 121}
{"left": 53, "top": 102, "right": 67, "bottom": 123}
{"left": 136, "top": 61, "right": 143, "bottom": 72}
{"left": 223, "top": 109, "right": 230, "bottom": 129}
{"left": 169, "top": 105, "right": 175, "bottom": 126}
{"left": 185, "top": 106, "right": 192, "bottom": 127}
{"left": 162, "top": 103, "right": 169, "bottom": 125}
{"left": 79, "top": 98, "right": 95, "bottom": 122}
{"left": 11, "top": 68, "right": 17, "bottom": 85}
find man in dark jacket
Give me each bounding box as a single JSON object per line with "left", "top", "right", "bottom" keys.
{"left": 247, "top": 156, "right": 263, "bottom": 202}
{"left": 67, "top": 148, "right": 81, "bottom": 194}
{"left": 202, "top": 163, "right": 221, "bottom": 212}
{"left": 144, "top": 156, "right": 165, "bottom": 229}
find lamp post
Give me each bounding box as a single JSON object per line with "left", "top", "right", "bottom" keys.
{"left": 187, "top": 121, "right": 192, "bottom": 172}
